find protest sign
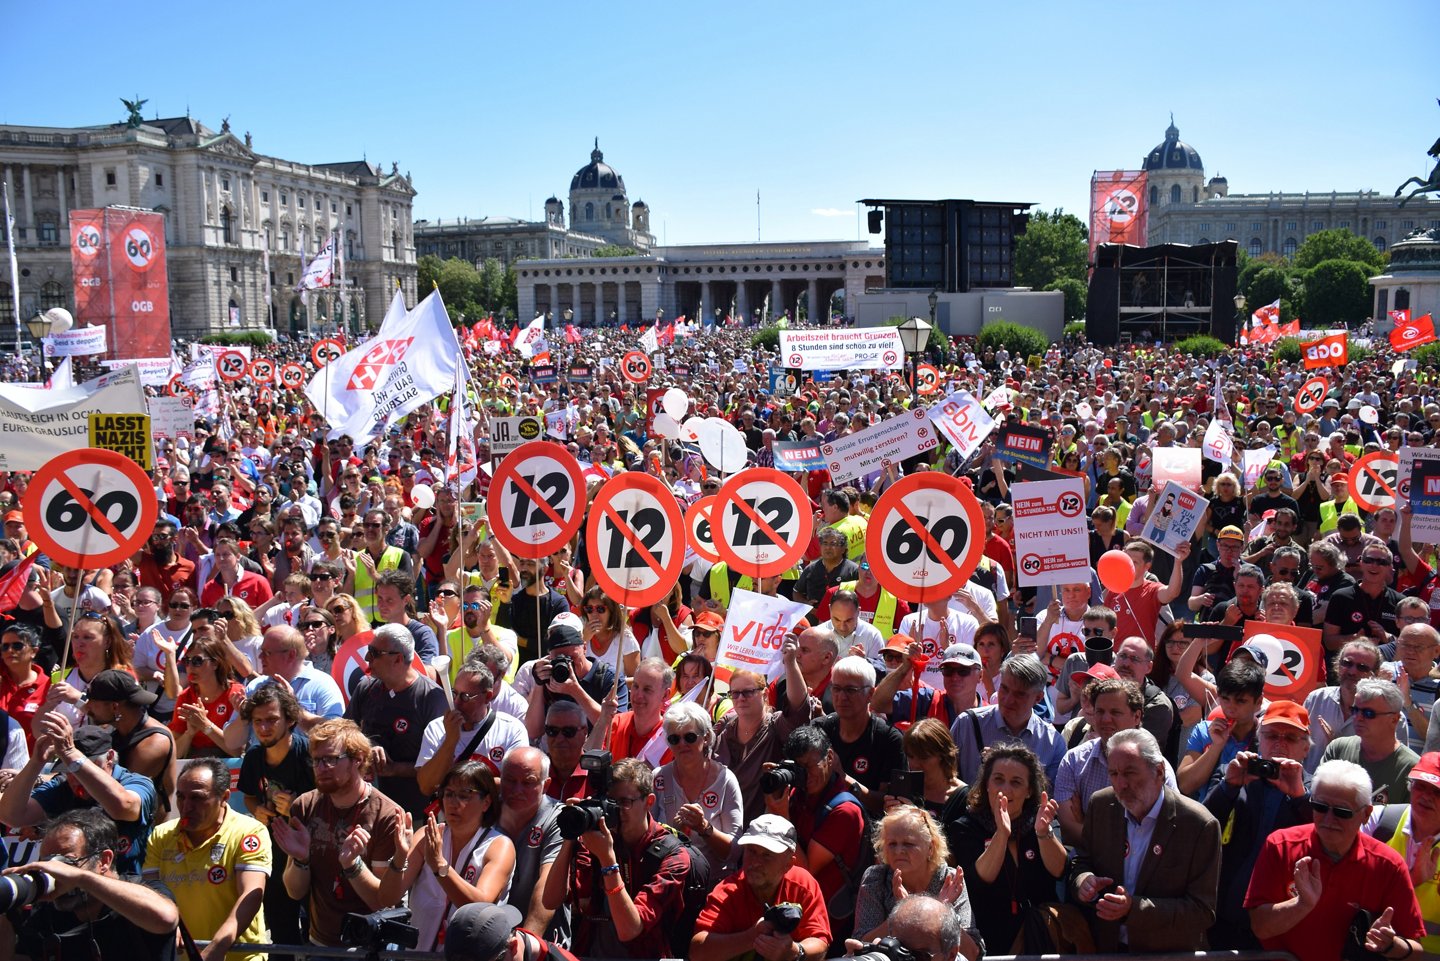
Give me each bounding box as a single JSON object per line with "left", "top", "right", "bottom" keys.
{"left": 1241, "top": 446, "right": 1278, "bottom": 491}
{"left": 820, "top": 406, "right": 940, "bottom": 484}
{"left": 100, "top": 356, "right": 176, "bottom": 387}
{"left": 929, "top": 390, "right": 995, "bottom": 461}
{"left": 1138, "top": 481, "right": 1209, "bottom": 556}
{"left": 88, "top": 413, "right": 153, "bottom": 470}
{"left": 772, "top": 439, "right": 827, "bottom": 471}
{"left": 1151, "top": 447, "right": 1203, "bottom": 492}
{"left": 778, "top": 328, "right": 904, "bottom": 371}
{"left": 1398, "top": 447, "right": 1440, "bottom": 509}
{"left": 0, "top": 366, "right": 147, "bottom": 471}
{"left": 1410, "top": 458, "right": 1440, "bottom": 544}
{"left": 1010, "top": 476, "right": 1090, "bottom": 587}
{"left": 190, "top": 343, "right": 251, "bottom": 363}
{"left": 994, "top": 424, "right": 1051, "bottom": 470}
{"left": 42, "top": 325, "right": 107, "bottom": 357}
{"left": 148, "top": 395, "right": 195, "bottom": 442}
{"left": 714, "top": 589, "right": 814, "bottom": 680}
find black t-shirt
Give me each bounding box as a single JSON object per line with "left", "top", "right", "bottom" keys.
{"left": 1207, "top": 497, "right": 1248, "bottom": 537}
{"left": 238, "top": 731, "right": 315, "bottom": 816}
{"left": 1324, "top": 584, "right": 1403, "bottom": 639}
{"left": 814, "top": 713, "right": 905, "bottom": 795}
{"left": 1192, "top": 562, "right": 1237, "bottom": 612}
{"left": 505, "top": 588, "right": 572, "bottom": 663}
{"left": 345, "top": 674, "right": 449, "bottom": 818}
{"left": 13, "top": 876, "right": 177, "bottom": 961}
{"left": 1249, "top": 492, "right": 1300, "bottom": 518}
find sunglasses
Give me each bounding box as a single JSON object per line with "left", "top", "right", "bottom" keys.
{"left": 1082, "top": 627, "right": 1109, "bottom": 637}
{"left": 462, "top": 602, "right": 483, "bottom": 612}
{"left": 364, "top": 648, "right": 400, "bottom": 662}
{"left": 1339, "top": 658, "right": 1376, "bottom": 674}
{"left": 583, "top": 605, "right": 608, "bottom": 614}
{"left": 941, "top": 665, "right": 976, "bottom": 677}
{"left": 180, "top": 656, "right": 212, "bottom": 668}
{"left": 169, "top": 602, "right": 192, "bottom": 610}
{"left": 435, "top": 589, "right": 458, "bottom": 598}
{"left": 1361, "top": 557, "right": 1390, "bottom": 566}
{"left": 544, "top": 725, "right": 580, "bottom": 739}
{"left": 1350, "top": 706, "right": 1396, "bottom": 720}
{"left": 312, "top": 572, "right": 335, "bottom": 581}
{"left": 666, "top": 731, "right": 702, "bottom": 746}
{"left": 0, "top": 642, "right": 29, "bottom": 652}
{"left": 300, "top": 621, "right": 328, "bottom": 630}
{"left": 1310, "top": 800, "right": 1356, "bottom": 819}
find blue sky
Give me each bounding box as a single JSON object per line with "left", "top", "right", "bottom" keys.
{"left": 6, "top": 0, "right": 1437, "bottom": 247}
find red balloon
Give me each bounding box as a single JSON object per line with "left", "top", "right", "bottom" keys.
{"left": 1097, "top": 550, "right": 1136, "bottom": 593}
{"left": 1102, "top": 358, "right": 1114, "bottom": 368}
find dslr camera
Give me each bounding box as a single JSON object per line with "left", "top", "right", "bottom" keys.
{"left": 850, "top": 936, "right": 917, "bottom": 961}
{"left": 556, "top": 750, "right": 620, "bottom": 840}
{"left": 761, "top": 759, "right": 803, "bottom": 795}
{"left": 549, "top": 653, "right": 573, "bottom": 684}
{"left": 763, "top": 902, "right": 803, "bottom": 935}
{"left": 341, "top": 907, "right": 419, "bottom": 955}
{"left": 0, "top": 869, "right": 56, "bottom": 912}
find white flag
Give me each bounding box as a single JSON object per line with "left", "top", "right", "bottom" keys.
{"left": 639, "top": 325, "right": 660, "bottom": 355}
{"left": 715, "top": 589, "right": 814, "bottom": 680}
{"left": 514, "top": 316, "right": 546, "bottom": 358}
{"left": 47, "top": 356, "right": 73, "bottom": 390}
{"left": 637, "top": 682, "right": 706, "bottom": 767}
{"left": 1241, "top": 445, "right": 1279, "bottom": 490}
{"left": 447, "top": 363, "right": 480, "bottom": 489}
{"left": 298, "top": 234, "right": 334, "bottom": 290}
{"left": 306, "top": 289, "right": 462, "bottom": 442}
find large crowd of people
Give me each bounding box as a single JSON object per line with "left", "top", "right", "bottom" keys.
{"left": 1, "top": 316, "right": 1438, "bottom": 961}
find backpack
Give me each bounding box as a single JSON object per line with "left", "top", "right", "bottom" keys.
{"left": 642, "top": 826, "right": 713, "bottom": 957}
{"left": 813, "top": 789, "right": 874, "bottom": 928}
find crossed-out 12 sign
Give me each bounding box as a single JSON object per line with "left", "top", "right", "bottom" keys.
{"left": 24, "top": 448, "right": 159, "bottom": 570}
{"left": 216, "top": 350, "right": 248, "bottom": 382}
{"left": 279, "top": 363, "right": 308, "bottom": 390}
{"left": 1246, "top": 625, "right": 1323, "bottom": 701}
{"left": 330, "top": 634, "right": 428, "bottom": 705}
{"left": 621, "top": 351, "right": 652, "bottom": 384}
{"left": 312, "top": 339, "right": 345, "bottom": 367}
{"left": 712, "top": 468, "right": 814, "bottom": 580}
{"left": 487, "top": 441, "right": 586, "bottom": 560}
{"left": 1348, "top": 451, "right": 1399, "bottom": 512}
{"left": 865, "top": 472, "right": 985, "bottom": 604}
{"left": 1294, "top": 376, "right": 1328, "bottom": 415}
{"left": 684, "top": 496, "right": 721, "bottom": 564}
{"left": 249, "top": 358, "right": 276, "bottom": 385}
{"left": 166, "top": 373, "right": 194, "bottom": 402}
{"left": 586, "top": 472, "right": 685, "bottom": 608}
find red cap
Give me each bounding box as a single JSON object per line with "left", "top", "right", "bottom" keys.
{"left": 1410, "top": 752, "right": 1440, "bottom": 787}
{"left": 693, "top": 611, "right": 725, "bottom": 631}
{"left": 1074, "top": 663, "right": 1120, "bottom": 684}
{"left": 884, "top": 633, "right": 914, "bottom": 653}
{"left": 2, "top": 510, "right": 22, "bottom": 524}
{"left": 1261, "top": 699, "right": 1310, "bottom": 733}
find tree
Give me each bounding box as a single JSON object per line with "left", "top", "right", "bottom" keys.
{"left": 592, "top": 244, "right": 639, "bottom": 258}
{"left": 417, "top": 254, "right": 444, "bottom": 296}
{"left": 1043, "top": 277, "right": 1087, "bottom": 320}
{"left": 476, "top": 257, "right": 507, "bottom": 313}
{"left": 1245, "top": 266, "right": 1296, "bottom": 313}
{"left": 1299, "top": 259, "right": 1373, "bottom": 328}
{"left": 1237, "top": 251, "right": 1286, "bottom": 299}
{"left": 1292, "top": 229, "right": 1386, "bottom": 272}
{"left": 1014, "top": 209, "right": 1088, "bottom": 289}
{"left": 427, "top": 257, "right": 485, "bottom": 322}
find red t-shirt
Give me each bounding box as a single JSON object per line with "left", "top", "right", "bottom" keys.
{"left": 1243, "top": 824, "right": 1424, "bottom": 959}
{"left": 608, "top": 711, "right": 670, "bottom": 765}
{"left": 984, "top": 533, "right": 1017, "bottom": 586}
{"left": 790, "top": 780, "right": 865, "bottom": 905}
{"left": 416, "top": 514, "right": 452, "bottom": 581}
{"left": 0, "top": 667, "right": 50, "bottom": 748}
{"left": 696, "top": 864, "right": 831, "bottom": 944}
{"left": 170, "top": 679, "right": 246, "bottom": 751}
{"left": 136, "top": 554, "right": 197, "bottom": 597}
{"left": 200, "top": 570, "right": 273, "bottom": 608}
{"left": 1103, "top": 580, "right": 1164, "bottom": 647}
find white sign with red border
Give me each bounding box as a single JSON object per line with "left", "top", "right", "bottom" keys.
{"left": 1011, "top": 476, "right": 1092, "bottom": 586}
{"left": 778, "top": 328, "right": 905, "bottom": 371}
{"left": 821, "top": 406, "right": 940, "bottom": 485}
{"left": 488, "top": 441, "right": 586, "bottom": 560}
{"left": 712, "top": 468, "right": 813, "bottom": 580}
{"left": 24, "top": 447, "right": 159, "bottom": 570}
{"left": 865, "top": 472, "right": 985, "bottom": 603}
{"left": 929, "top": 390, "right": 996, "bottom": 461}
{"left": 216, "top": 350, "right": 249, "bottom": 382}
{"left": 586, "top": 472, "right": 685, "bottom": 608}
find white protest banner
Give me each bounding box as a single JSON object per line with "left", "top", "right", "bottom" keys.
{"left": 101, "top": 356, "right": 174, "bottom": 387}
{"left": 715, "top": 588, "right": 814, "bottom": 680}
{"left": 1138, "top": 481, "right": 1209, "bottom": 557}
{"left": 1241, "top": 446, "right": 1278, "bottom": 491}
{"left": 0, "top": 366, "right": 147, "bottom": 470}
{"left": 820, "top": 406, "right": 940, "bottom": 484}
{"left": 779, "top": 328, "right": 904, "bottom": 371}
{"left": 190, "top": 343, "right": 251, "bottom": 362}
{"left": 1011, "top": 476, "right": 1090, "bottom": 587}
{"left": 929, "top": 390, "right": 995, "bottom": 461}
{"left": 148, "top": 395, "right": 196, "bottom": 441}
{"left": 42, "top": 325, "right": 107, "bottom": 357}
{"left": 1398, "top": 446, "right": 1440, "bottom": 508}
{"left": 1202, "top": 417, "right": 1234, "bottom": 466}
{"left": 982, "top": 386, "right": 1013, "bottom": 411}
{"left": 545, "top": 409, "right": 570, "bottom": 439}
{"left": 1151, "top": 446, "right": 1203, "bottom": 493}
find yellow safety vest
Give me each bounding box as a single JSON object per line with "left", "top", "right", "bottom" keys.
{"left": 1319, "top": 499, "right": 1362, "bottom": 534}
{"left": 354, "top": 545, "right": 405, "bottom": 623}
{"left": 708, "top": 563, "right": 754, "bottom": 610}
{"left": 838, "top": 580, "right": 900, "bottom": 638}
{"left": 1384, "top": 807, "right": 1440, "bottom": 954}
{"left": 830, "top": 515, "right": 868, "bottom": 560}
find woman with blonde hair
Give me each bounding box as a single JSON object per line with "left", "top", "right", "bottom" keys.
{"left": 326, "top": 593, "right": 373, "bottom": 647}
{"left": 213, "top": 595, "right": 264, "bottom": 677}
{"left": 855, "top": 805, "right": 977, "bottom": 956}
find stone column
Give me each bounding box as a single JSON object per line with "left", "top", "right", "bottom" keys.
{"left": 56, "top": 166, "right": 68, "bottom": 230}
{"left": 736, "top": 279, "right": 749, "bottom": 325}
{"left": 518, "top": 282, "right": 537, "bottom": 323}
{"left": 21, "top": 165, "right": 34, "bottom": 234}
{"left": 595, "top": 282, "right": 606, "bottom": 328}
{"left": 700, "top": 281, "right": 713, "bottom": 326}
{"left": 571, "top": 282, "right": 582, "bottom": 326}
{"left": 640, "top": 278, "right": 661, "bottom": 321}
{"left": 770, "top": 279, "right": 782, "bottom": 322}
{"left": 806, "top": 279, "right": 818, "bottom": 324}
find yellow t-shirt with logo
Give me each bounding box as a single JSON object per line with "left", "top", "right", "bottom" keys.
{"left": 830, "top": 515, "right": 868, "bottom": 560}
{"left": 143, "top": 809, "right": 271, "bottom": 961}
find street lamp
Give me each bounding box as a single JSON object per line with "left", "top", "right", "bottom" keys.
{"left": 897, "top": 316, "right": 932, "bottom": 394}
{"left": 1234, "top": 293, "right": 1247, "bottom": 341}
{"left": 927, "top": 288, "right": 939, "bottom": 329}
{"left": 563, "top": 308, "right": 573, "bottom": 327}
{"left": 24, "top": 312, "right": 53, "bottom": 342}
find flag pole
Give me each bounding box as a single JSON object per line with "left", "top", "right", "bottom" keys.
{"left": 2, "top": 182, "right": 21, "bottom": 351}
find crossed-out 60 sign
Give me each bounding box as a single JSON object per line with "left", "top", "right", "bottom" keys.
{"left": 24, "top": 448, "right": 159, "bottom": 570}
{"left": 866, "top": 472, "right": 985, "bottom": 603}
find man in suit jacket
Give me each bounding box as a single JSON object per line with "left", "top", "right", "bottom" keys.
{"left": 1070, "top": 728, "right": 1222, "bottom": 953}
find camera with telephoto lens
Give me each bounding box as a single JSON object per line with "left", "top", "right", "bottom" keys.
{"left": 0, "top": 869, "right": 57, "bottom": 912}
{"left": 341, "top": 907, "right": 419, "bottom": 954}
{"left": 850, "top": 936, "right": 917, "bottom": 961}
{"left": 556, "top": 750, "right": 619, "bottom": 840}
{"left": 763, "top": 902, "right": 804, "bottom": 935}
{"left": 549, "top": 654, "right": 573, "bottom": 684}
{"left": 761, "top": 759, "right": 803, "bottom": 795}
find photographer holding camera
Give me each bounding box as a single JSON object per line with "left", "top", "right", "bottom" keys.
{"left": 845, "top": 895, "right": 966, "bottom": 961}
{"left": 540, "top": 757, "right": 691, "bottom": 959}
{"left": 0, "top": 808, "right": 179, "bottom": 961}
{"left": 524, "top": 623, "right": 628, "bottom": 743}
{"left": 691, "top": 815, "right": 831, "bottom": 961}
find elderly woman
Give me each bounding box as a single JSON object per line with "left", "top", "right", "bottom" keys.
{"left": 900, "top": 718, "right": 967, "bottom": 817}
{"left": 855, "top": 806, "right": 979, "bottom": 959}
{"left": 652, "top": 700, "right": 743, "bottom": 873}
{"left": 382, "top": 761, "right": 515, "bottom": 952}
{"left": 945, "top": 744, "right": 1066, "bottom": 954}
{"left": 715, "top": 666, "right": 811, "bottom": 824}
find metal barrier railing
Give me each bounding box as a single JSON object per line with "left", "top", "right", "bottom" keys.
{"left": 195, "top": 944, "right": 1301, "bottom": 961}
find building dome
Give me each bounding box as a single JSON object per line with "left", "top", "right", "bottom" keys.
{"left": 632, "top": 199, "right": 647, "bottom": 209}
{"left": 1143, "top": 120, "right": 1204, "bottom": 172}
{"left": 570, "top": 139, "right": 625, "bottom": 192}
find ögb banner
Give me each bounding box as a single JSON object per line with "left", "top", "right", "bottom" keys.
{"left": 714, "top": 588, "right": 814, "bottom": 681}
{"left": 1011, "top": 476, "right": 1090, "bottom": 587}
{"left": 42, "top": 325, "right": 107, "bottom": 358}
{"left": 0, "top": 366, "right": 147, "bottom": 471}
{"left": 1138, "top": 481, "right": 1209, "bottom": 556}
{"left": 820, "top": 406, "right": 940, "bottom": 484}
{"left": 70, "top": 208, "right": 172, "bottom": 362}
{"left": 1301, "top": 332, "right": 1348, "bottom": 369}
{"left": 1089, "top": 169, "right": 1149, "bottom": 261}
{"left": 779, "top": 328, "right": 905, "bottom": 371}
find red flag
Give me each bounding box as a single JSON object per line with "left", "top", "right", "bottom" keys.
{"left": 1252, "top": 300, "right": 1280, "bottom": 327}
{"left": 1391, "top": 313, "right": 1436, "bottom": 352}
{"left": 1391, "top": 309, "right": 1412, "bottom": 327}
{"left": 1301, "top": 332, "right": 1348, "bottom": 369}
{"left": 1278, "top": 319, "right": 1301, "bottom": 336}
{"left": 0, "top": 553, "right": 38, "bottom": 614}
{"left": 565, "top": 324, "right": 583, "bottom": 344}
{"left": 658, "top": 323, "right": 675, "bottom": 347}
{"left": 506, "top": 324, "right": 519, "bottom": 346}
{"left": 620, "top": 323, "right": 630, "bottom": 333}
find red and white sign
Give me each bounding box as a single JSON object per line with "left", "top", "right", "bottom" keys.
{"left": 24, "top": 448, "right": 159, "bottom": 570}
{"left": 166, "top": 373, "right": 194, "bottom": 401}
{"left": 1348, "top": 451, "right": 1399, "bottom": 512}
{"left": 488, "top": 441, "right": 585, "bottom": 560}
{"left": 586, "top": 472, "right": 685, "bottom": 608}
{"left": 778, "top": 328, "right": 905, "bottom": 371}
{"left": 216, "top": 350, "right": 249, "bottom": 382}
{"left": 311, "top": 339, "right": 345, "bottom": 368}
{"left": 497, "top": 373, "right": 519, "bottom": 393}
{"left": 1011, "top": 476, "right": 1091, "bottom": 587}
{"left": 279, "top": 363, "right": 308, "bottom": 390}
{"left": 684, "top": 496, "right": 721, "bottom": 564}
{"left": 929, "top": 390, "right": 996, "bottom": 461}
{"left": 331, "top": 633, "right": 428, "bottom": 705}
{"left": 1244, "top": 621, "right": 1323, "bottom": 702}
{"left": 865, "top": 472, "right": 985, "bottom": 603}
{"left": 914, "top": 364, "right": 941, "bottom": 396}
{"left": 621, "top": 351, "right": 652, "bottom": 384}
{"left": 1301, "top": 333, "right": 1348, "bottom": 369}
{"left": 248, "top": 358, "right": 276, "bottom": 385}
{"left": 821, "top": 406, "right": 940, "bottom": 486}
{"left": 1294, "top": 377, "right": 1328, "bottom": 415}
{"left": 712, "top": 468, "right": 813, "bottom": 580}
